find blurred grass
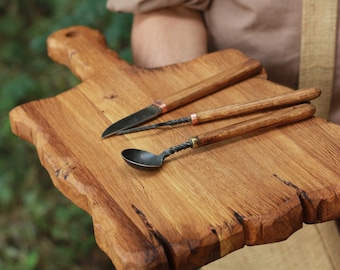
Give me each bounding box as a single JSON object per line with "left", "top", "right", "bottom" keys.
{"left": 0, "top": 0, "right": 132, "bottom": 269}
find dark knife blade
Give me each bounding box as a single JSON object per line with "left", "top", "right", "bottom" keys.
{"left": 101, "top": 58, "right": 262, "bottom": 138}
{"left": 102, "top": 104, "right": 161, "bottom": 138}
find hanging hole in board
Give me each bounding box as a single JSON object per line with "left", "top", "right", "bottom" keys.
{"left": 65, "top": 31, "right": 79, "bottom": 38}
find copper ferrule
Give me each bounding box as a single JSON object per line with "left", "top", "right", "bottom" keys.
{"left": 190, "top": 136, "right": 199, "bottom": 149}
{"left": 190, "top": 113, "right": 199, "bottom": 125}
{"left": 152, "top": 100, "right": 167, "bottom": 113}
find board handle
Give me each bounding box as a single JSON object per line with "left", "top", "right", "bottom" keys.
{"left": 191, "top": 103, "right": 316, "bottom": 148}
{"left": 47, "top": 26, "right": 129, "bottom": 81}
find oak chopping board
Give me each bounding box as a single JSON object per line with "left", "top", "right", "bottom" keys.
{"left": 9, "top": 26, "right": 340, "bottom": 270}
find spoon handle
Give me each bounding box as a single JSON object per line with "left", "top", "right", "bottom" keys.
{"left": 191, "top": 103, "right": 315, "bottom": 148}
{"left": 190, "top": 88, "right": 321, "bottom": 124}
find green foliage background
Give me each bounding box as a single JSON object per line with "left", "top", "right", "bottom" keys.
{"left": 0, "top": 0, "right": 132, "bottom": 269}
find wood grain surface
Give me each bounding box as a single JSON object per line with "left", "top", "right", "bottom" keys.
{"left": 9, "top": 26, "right": 340, "bottom": 270}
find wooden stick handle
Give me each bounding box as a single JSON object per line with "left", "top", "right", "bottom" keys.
{"left": 191, "top": 103, "right": 315, "bottom": 148}
{"left": 191, "top": 88, "right": 321, "bottom": 124}
{"left": 155, "top": 59, "right": 262, "bottom": 113}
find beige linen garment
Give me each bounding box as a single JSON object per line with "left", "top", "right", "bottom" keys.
{"left": 106, "top": 0, "right": 339, "bottom": 122}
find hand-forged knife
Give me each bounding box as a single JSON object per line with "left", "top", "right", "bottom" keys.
{"left": 116, "top": 87, "right": 321, "bottom": 135}
{"left": 102, "top": 59, "right": 262, "bottom": 138}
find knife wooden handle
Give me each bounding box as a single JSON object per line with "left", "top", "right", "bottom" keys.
{"left": 191, "top": 103, "right": 315, "bottom": 148}
{"left": 154, "top": 58, "right": 262, "bottom": 113}
{"left": 190, "top": 87, "right": 321, "bottom": 124}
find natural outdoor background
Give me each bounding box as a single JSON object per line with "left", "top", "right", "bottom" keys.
{"left": 0, "top": 0, "right": 132, "bottom": 269}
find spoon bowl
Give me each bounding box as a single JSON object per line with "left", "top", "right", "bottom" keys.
{"left": 122, "top": 140, "right": 193, "bottom": 169}
{"left": 121, "top": 149, "right": 165, "bottom": 169}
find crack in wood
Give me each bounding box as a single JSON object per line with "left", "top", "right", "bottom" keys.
{"left": 273, "top": 174, "right": 312, "bottom": 203}
{"left": 224, "top": 220, "right": 233, "bottom": 234}
{"left": 103, "top": 94, "right": 117, "bottom": 99}
{"left": 234, "top": 211, "right": 244, "bottom": 225}
{"left": 210, "top": 228, "right": 218, "bottom": 235}
{"left": 62, "top": 166, "right": 76, "bottom": 180}
{"left": 132, "top": 204, "right": 175, "bottom": 269}
{"left": 54, "top": 164, "right": 77, "bottom": 180}
{"left": 272, "top": 173, "right": 320, "bottom": 222}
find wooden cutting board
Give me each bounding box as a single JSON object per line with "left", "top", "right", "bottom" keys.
{"left": 9, "top": 26, "right": 340, "bottom": 270}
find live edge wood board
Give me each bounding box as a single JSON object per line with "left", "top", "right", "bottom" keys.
{"left": 9, "top": 26, "right": 340, "bottom": 270}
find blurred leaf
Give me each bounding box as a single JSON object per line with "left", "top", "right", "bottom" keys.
{"left": 24, "top": 250, "right": 39, "bottom": 269}
{"left": 0, "top": 173, "right": 15, "bottom": 207}
{"left": 1, "top": 73, "right": 37, "bottom": 111}
{"left": 0, "top": 14, "right": 23, "bottom": 37}
{"left": 0, "top": 41, "right": 27, "bottom": 65}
